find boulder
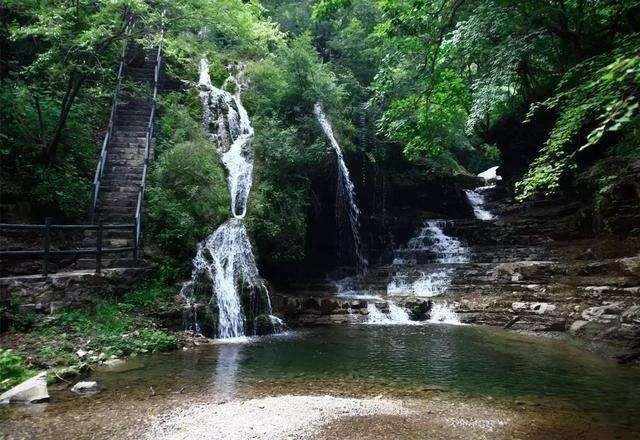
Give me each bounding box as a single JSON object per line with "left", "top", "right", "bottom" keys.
{"left": 569, "top": 320, "right": 589, "bottom": 334}
{"left": 70, "top": 381, "right": 100, "bottom": 395}
{"left": 0, "top": 372, "right": 49, "bottom": 404}
{"left": 618, "top": 256, "right": 640, "bottom": 277}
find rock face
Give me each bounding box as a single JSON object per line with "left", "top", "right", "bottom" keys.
{"left": 272, "top": 183, "right": 640, "bottom": 362}
{"left": 0, "top": 267, "right": 151, "bottom": 316}
{"left": 0, "top": 372, "right": 49, "bottom": 404}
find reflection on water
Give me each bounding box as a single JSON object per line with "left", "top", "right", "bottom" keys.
{"left": 89, "top": 325, "right": 639, "bottom": 427}
{"left": 213, "top": 343, "right": 243, "bottom": 399}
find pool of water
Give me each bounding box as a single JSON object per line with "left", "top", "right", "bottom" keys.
{"left": 88, "top": 325, "right": 639, "bottom": 426}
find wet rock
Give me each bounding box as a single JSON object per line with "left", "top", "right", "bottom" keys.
{"left": 319, "top": 298, "right": 339, "bottom": 314}
{"left": 329, "top": 314, "right": 349, "bottom": 324}
{"left": 621, "top": 305, "right": 640, "bottom": 324}
{"left": 255, "top": 314, "right": 276, "bottom": 335}
{"left": 511, "top": 301, "right": 556, "bottom": 315}
{"left": 493, "top": 261, "right": 558, "bottom": 282}
{"left": 511, "top": 302, "right": 528, "bottom": 312}
{"left": 405, "top": 300, "right": 432, "bottom": 321}
{"left": 531, "top": 303, "right": 556, "bottom": 315}
{"left": 0, "top": 372, "right": 49, "bottom": 404}
{"left": 581, "top": 303, "right": 623, "bottom": 322}
{"left": 569, "top": 320, "right": 589, "bottom": 334}
{"left": 96, "top": 358, "right": 144, "bottom": 373}
{"left": 70, "top": 381, "right": 100, "bottom": 395}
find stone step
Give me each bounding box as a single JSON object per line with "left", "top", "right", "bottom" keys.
{"left": 100, "top": 176, "right": 143, "bottom": 186}
{"left": 99, "top": 198, "right": 138, "bottom": 208}
{"left": 116, "top": 115, "right": 152, "bottom": 124}
{"left": 108, "top": 141, "right": 147, "bottom": 150}
{"left": 96, "top": 205, "right": 135, "bottom": 214}
{"left": 98, "top": 189, "right": 139, "bottom": 198}
{"left": 111, "top": 135, "right": 147, "bottom": 144}
{"left": 117, "top": 102, "right": 152, "bottom": 111}
{"left": 81, "top": 237, "right": 135, "bottom": 248}
{"left": 106, "top": 158, "right": 145, "bottom": 167}
{"left": 114, "top": 129, "right": 148, "bottom": 137}
{"left": 126, "top": 66, "right": 156, "bottom": 75}
{"left": 114, "top": 128, "right": 149, "bottom": 137}
{"left": 103, "top": 165, "right": 144, "bottom": 175}
{"left": 96, "top": 214, "right": 136, "bottom": 223}
{"left": 107, "top": 145, "right": 146, "bottom": 153}
{"left": 76, "top": 257, "right": 139, "bottom": 270}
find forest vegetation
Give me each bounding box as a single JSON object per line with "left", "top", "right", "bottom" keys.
{"left": 1, "top": 0, "right": 639, "bottom": 393}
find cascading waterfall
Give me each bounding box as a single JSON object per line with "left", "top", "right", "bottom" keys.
{"left": 180, "top": 59, "right": 269, "bottom": 339}
{"left": 388, "top": 220, "right": 466, "bottom": 324}
{"left": 388, "top": 221, "right": 469, "bottom": 298}
{"left": 314, "top": 103, "right": 367, "bottom": 274}
{"left": 366, "top": 302, "right": 412, "bottom": 325}
{"left": 464, "top": 186, "right": 495, "bottom": 220}
{"left": 428, "top": 302, "right": 461, "bottom": 324}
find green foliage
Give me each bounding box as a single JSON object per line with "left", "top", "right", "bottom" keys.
{"left": 248, "top": 117, "right": 318, "bottom": 265}
{"left": 312, "top": 0, "right": 352, "bottom": 21}
{"left": 33, "top": 299, "right": 179, "bottom": 364}
{"left": 146, "top": 92, "right": 229, "bottom": 277}
{"left": 517, "top": 35, "right": 640, "bottom": 200}
{"left": 247, "top": 33, "right": 345, "bottom": 117}
{"left": 241, "top": 33, "right": 348, "bottom": 266}
{"left": 122, "top": 281, "right": 172, "bottom": 306}
{"left": 0, "top": 349, "right": 38, "bottom": 392}
{"left": 0, "top": 80, "right": 99, "bottom": 219}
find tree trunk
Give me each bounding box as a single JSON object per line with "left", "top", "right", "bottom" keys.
{"left": 45, "top": 73, "right": 84, "bottom": 165}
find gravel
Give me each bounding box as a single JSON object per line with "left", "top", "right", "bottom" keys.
{"left": 146, "top": 394, "right": 409, "bottom": 440}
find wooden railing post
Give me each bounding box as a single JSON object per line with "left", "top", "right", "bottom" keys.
{"left": 43, "top": 217, "right": 51, "bottom": 277}
{"left": 132, "top": 223, "right": 138, "bottom": 262}
{"left": 96, "top": 221, "right": 103, "bottom": 275}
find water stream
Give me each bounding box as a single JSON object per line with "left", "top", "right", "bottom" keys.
{"left": 464, "top": 185, "right": 495, "bottom": 220}
{"left": 314, "top": 103, "right": 367, "bottom": 274}
{"left": 387, "top": 220, "right": 471, "bottom": 324}
{"left": 180, "top": 59, "right": 268, "bottom": 339}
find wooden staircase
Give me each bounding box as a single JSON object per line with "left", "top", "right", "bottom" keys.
{"left": 78, "top": 43, "right": 163, "bottom": 271}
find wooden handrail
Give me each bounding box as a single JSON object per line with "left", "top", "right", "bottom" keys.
{"left": 134, "top": 9, "right": 166, "bottom": 260}
{"left": 0, "top": 219, "right": 137, "bottom": 276}
{"left": 89, "top": 19, "right": 132, "bottom": 223}
{"left": 0, "top": 223, "right": 134, "bottom": 230}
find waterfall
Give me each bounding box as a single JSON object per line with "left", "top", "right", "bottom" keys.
{"left": 313, "top": 103, "right": 367, "bottom": 274}
{"left": 180, "top": 59, "right": 269, "bottom": 339}
{"left": 366, "top": 302, "right": 412, "bottom": 325}
{"left": 389, "top": 220, "right": 470, "bottom": 297}
{"left": 428, "top": 302, "right": 461, "bottom": 325}
{"left": 387, "top": 220, "right": 467, "bottom": 324}
{"left": 464, "top": 186, "right": 494, "bottom": 220}
{"left": 408, "top": 221, "right": 470, "bottom": 264}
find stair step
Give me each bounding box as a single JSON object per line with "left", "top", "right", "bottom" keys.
{"left": 82, "top": 237, "right": 135, "bottom": 248}
{"left": 99, "top": 198, "right": 138, "bottom": 208}
{"left": 100, "top": 178, "right": 142, "bottom": 187}
{"left": 76, "top": 257, "right": 139, "bottom": 270}
{"left": 104, "top": 165, "right": 144, "bottom": 174}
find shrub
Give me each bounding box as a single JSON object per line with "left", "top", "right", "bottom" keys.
{"left": 0, "top": 349, "right": 37, "bottom": 391}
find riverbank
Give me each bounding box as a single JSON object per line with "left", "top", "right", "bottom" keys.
{"left": 0, "top": 282, "right": 184, "bottom": 392}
